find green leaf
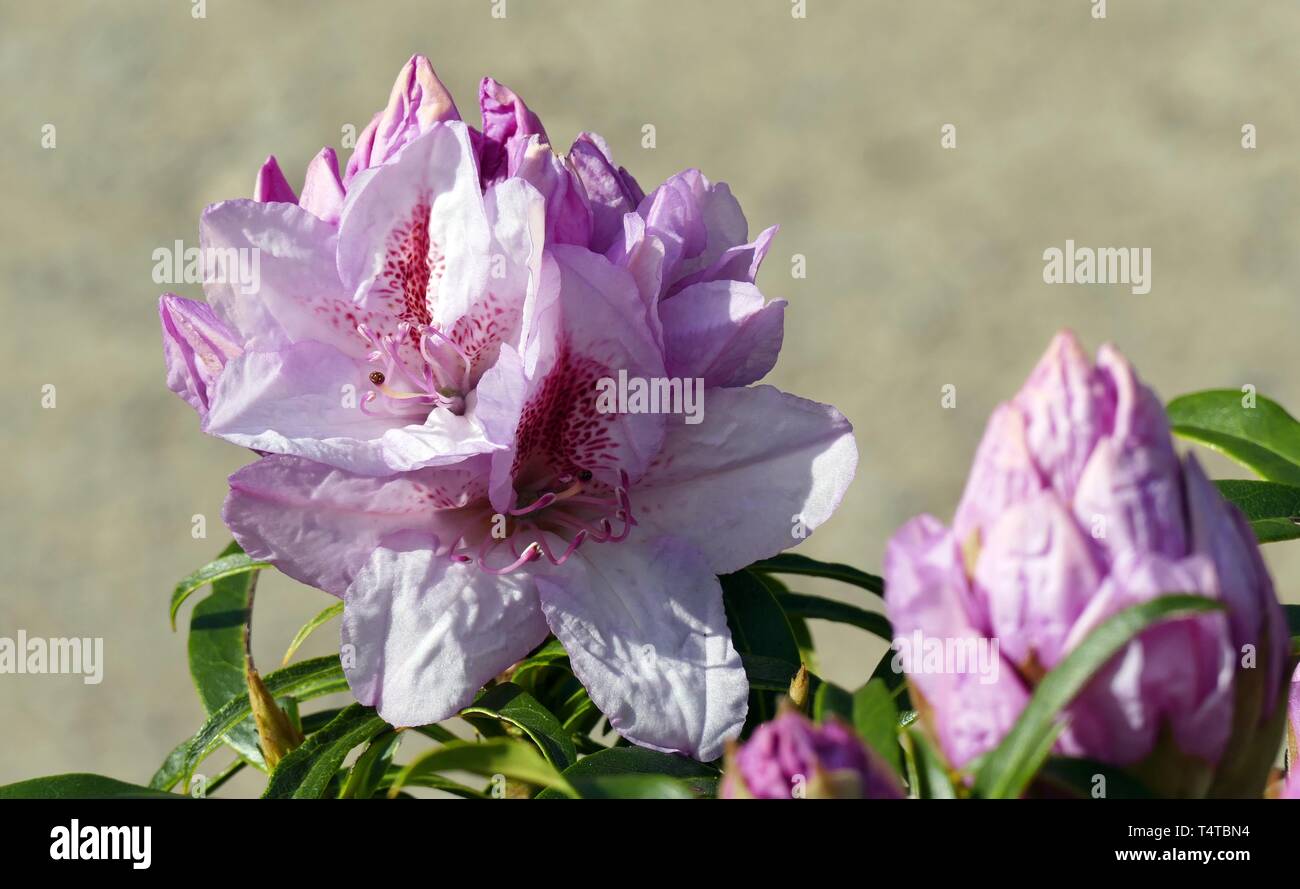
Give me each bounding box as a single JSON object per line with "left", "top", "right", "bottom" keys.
{"left": 169, "top": 544, "right": 269, "bottom": 630}
{"left": 567, "top": 774, "right": 696, "bottom": 799}
{"left": 181, "top": 655, "right": 349, "bottom": 783}
{"left": 722, "top": 570, "right": 803, "bottom": 729}
{"left": 721, "top": 571, "right": 802, "bottom": 664}
{"left": 812, "top": 680, "right": 854, "bottom": 722}
{"left": 775, "top": 592, "right": 893, "bottom": 640}
{"left": 461, "top": 682, "right": 577, "bottom": 770}
{"left": 340, "top": 730, "right": 402, "bottom": 799}
{"left": 187, "top": 541, "right": 263, "bottom": 770}
{"left": 389, "top": 738, "right": 576, "bottom": 798}
{"left": 741, "top": 654, "right": 804, "bottom": 692}
{"left": 1167, "top": 390, "right": 1300, "bottom": 485}
{"left": 973, "top": 594, "right": 1224, "bottom": 799}
{"left": 904, "top": 728, "right": 957, "bottom": 799}
{"left": 0, "top": 774, "right": 182, "bottom": 799}
{"left": 281, "top": 601, "right": 344, "bottom": 667}
{"left": 263, "top": 704, "right": 389, "bottom": 799}
{"left": 536, "top": 747, "right": 720, "bottom": 799}
{"left": 749, "top": 552, "right": 884, "bottom": 596}
{"left": 852, "top": 678, "right": 902, "bottom": 775}
{"left": 1214, "top": 480, "right": 1300, "bottom": 543}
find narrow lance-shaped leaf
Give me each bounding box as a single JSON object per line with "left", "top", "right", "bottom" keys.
{"left": 776, "top": 591, "right": 893, "bottom": 640}
{"left": 1214, "top": 480, "right": 1300, "bottom": 544}
{"left": 169, "top": 543, "right": 269, "bottom": 629}
{"left": 749, "top": 552, "right": 884, "bottom": 596}
{"left": 282, "top": 601, "right": 344, "bottom": 666}
{"left": 263, "top": 704, "right": 389, "bottom": 799}
{"left": 973, "top": 594, "right": 1224, "bottom": 800}
{"left": 461, "top": 682, "right": 578, "bottom": 770}
{"left": 388, "top": 738, "right": 577, "bottom": 799}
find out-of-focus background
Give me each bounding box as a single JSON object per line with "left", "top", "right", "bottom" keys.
{"left": 2, "top": 0, "right": 1298, "bottom": 795}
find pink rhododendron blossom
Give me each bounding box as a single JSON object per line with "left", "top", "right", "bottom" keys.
{"left": 161, "top": 55, "right": 857, "bottom": 761}
{"left": 885, "top": 331, "right": 1288, "bottom": 796}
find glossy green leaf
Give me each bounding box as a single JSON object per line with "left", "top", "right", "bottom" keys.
{"left": 0, "top": 773, "right": 181, "bottom": 799}
{"left": 775, "top": 592, "right": 893, "bottom": 640}
{"left": 263, "top": 704, "right": 388, "bottom": 799}
{"left": 187, "top": 540, "right": 263, "bottom": 770}
{"left": 339, "top": 730, "right": 402, "bottom": 799}
{"left": 904, "top": 728, "right": 956, "bottom": 799}
{"left": 749, "top": 552, "right": 884, "bottom": 596}
{"left": 181, "top": 655, "right": 349, "bottom": 783}
{"left": 973, "top": 594, "right": 1223, "bottom": 799}
{"left": 1167, "top": 390, "right": 1300, "bottom": 486}
{"left": 1214, "top": 480, "right": 1300, "bottom": 543}
{"left": 389, "top": 738, "right": 576, "bottom": 798}
{"left": 741, "top": 654, "right": 803, "bottom": 693}
{"left": 567, "top": 774, "right": 696, "bottom": 799}
{"left": 536, "top": 747, "right": 719, "bottom": 799}
{"left": 169, "top": 543, "right": 269, "bottom": 629}
{"left": 722, "top": 570, "right": 803, "bottom": 729}
{"left": 853, "top": 678, "right": 902, "bottom": 775}
{"left": 281, "top": 601, "right": 343, "bottom": 667}
{"left": 462, "top": 682, "right": 577, "bottom": 770}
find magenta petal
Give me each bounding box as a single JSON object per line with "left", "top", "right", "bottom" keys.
{"left": 253, "top": 155, "right": 298, "bottom": 204}
{"left": 478, "top": 77, "right": 547, "bottom": 185}
{"left": 568, "top": 131, "right": 642, "bottom": 253}
{"left": 343, "top": 54, "right": 461, "bottom": 184}
{"left": 507, "top": 135, "right": 593, "bottom": 246}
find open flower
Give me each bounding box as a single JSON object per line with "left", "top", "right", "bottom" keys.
{"left": 170, "top": 55, "right": 859, "bottom": 761}
{"left": 161, "top": 55, "right": 787, "bottom": 473}
{"left": 885, "top": 331, "right": 1288, "bottom": 797}
{"left": 719, "top": 708, "right": 904, "bottom": 799}
{"left": 224, "top": 249, "right": 857, "bottom": 758}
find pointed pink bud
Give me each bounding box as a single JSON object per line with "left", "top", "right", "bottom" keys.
{"left": 299, "top": 147, "right": 345, "bottom": 224}
{"left": 253, "top": 155, "right": 297, "bottom": 203}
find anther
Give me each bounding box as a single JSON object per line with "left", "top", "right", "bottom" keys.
{"left": 369, "top": 371, "right": 386, "bottom": 385}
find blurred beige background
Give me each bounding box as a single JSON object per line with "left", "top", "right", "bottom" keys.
{"left": 2, "top": 0, "right": 1299, "bottom": 795}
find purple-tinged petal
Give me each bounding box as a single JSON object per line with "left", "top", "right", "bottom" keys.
{"left": 478, "top": 77, "right": 546, "bottom": 186}
{"left": 533, "top": 534, "right": 747, "bottom": 761}
{"left": 638, "top": 170, "right": 708, "bottom": 279}
{"left": 1011, "top": 329, "right": 1113, "bottom": 500}
{"left": 884, "top": 515, "right": 1029, "bottom": 769}
{"left": 337, "top": 122, "right": 492, "bottom": 346}
{"left": 658, "top": 280, "right": 785, "bottom": 387}
{"left": 159, "top": 294, "right": 242, "bottom": 417}
{"left": 224, "top": 454, "right": 489, "bottom": 596}
{"left": 199, "top": 200, "right": 371, "bottom": 358}
{"left": 604, "top": 212, "right": 666, "bottom": 348}
{"left": 342, "top": 530, "right": 549, "bottom": 727}
{"left": 1072, "top": 344, "right": 1186, "bottom": 566}
{"left": 568, "top": 132, "right": 642, "bottom": 253}
{"left": 667, "top": 224, "right": 778, "bottom": 297}
{"left": 343, "top": 54, "right": 461, "bottom": 185}
{"left": 253, "top": 155, "right": 297, "bottom": 204}
{"left": 202, "top": 340, "right": 401, "bottom": 474}
{"left": 633, "top": 385, "right": 857, "bottom": 575}
{"left": 507, "top": 135, "right": 593, "bottom": 246}
{"left": 489, "top": 244, "right": 666, "bottom": 509}
{"left": 952, "top": 403, "right": 1045, "bottom": 543}
{"left": 1184, "top": 454, "right": 1288, "bottom": 708}
{"left": 298, "top": 147, "right": 345, "bottom": 225}
{"left": 973, "top": 489, "right": 1103, "bottom": 671}
{"left": 1061, "top": 552, "right": 1234, "bottom": 765}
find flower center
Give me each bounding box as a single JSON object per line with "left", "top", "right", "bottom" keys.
{"left": 356, "top": 321, "right": 470, "bottom": 418}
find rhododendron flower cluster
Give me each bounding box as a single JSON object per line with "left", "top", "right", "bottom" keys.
{"left": 159, "top": 55, "right": 856, "bottom": 761}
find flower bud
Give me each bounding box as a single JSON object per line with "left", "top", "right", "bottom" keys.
{"left": 886, "top": 331, "right": 1289, "bottom": 797}
{"left": 720, "top": 708, "right": 903, "bottom": 799}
